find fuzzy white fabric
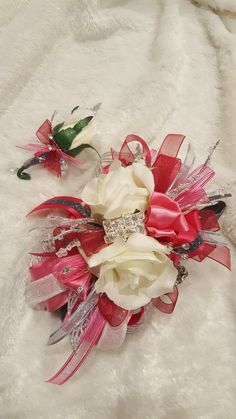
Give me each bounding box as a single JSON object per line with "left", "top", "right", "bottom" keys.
{"left": 0, "top": 0, "right": 236, "bottom": 418}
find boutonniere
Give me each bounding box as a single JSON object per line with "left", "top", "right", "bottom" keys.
{"left": 16, "top": 104, "right": 101, "bottom": 179}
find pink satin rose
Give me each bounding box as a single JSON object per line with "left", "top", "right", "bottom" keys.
{"left": 145, "top": 192, "right": 200, "bottom": 247}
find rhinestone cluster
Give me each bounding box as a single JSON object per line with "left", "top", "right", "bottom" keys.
{"left": 176, "top": 264, "right": 188, "bottom": 285}
{"left": 53, "top": 218, "right": 95, "bottom": 241}
{"left": 103, "top": 212, "right": 146, "bottom": 244}
{"left": 56, "top": 239, "right": 81, "bottom": 257}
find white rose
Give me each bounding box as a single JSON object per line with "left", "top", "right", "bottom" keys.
{"left": 80, "top": 160, "right": 154, "bottom": 219}
{"left": 88, "top": 233, "right": 176, "bottom": 310}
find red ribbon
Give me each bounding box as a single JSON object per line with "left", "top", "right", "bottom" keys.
{"left": 98, "top": 293, "right": 129, "bottom": 327}
{"left": 128, "top": 307, "right": 145, "bottom": 326}
{"left": 151, "top": 134, "right": 185, "bottom": 193}
{"left": 118, "top": 134, "right": 152, "bottom": 166}
{"left": 36, "top": 119, "right": 52, "bottom": 144}
{"left": 152, "top": 287, "right": 179, "bottom": 314}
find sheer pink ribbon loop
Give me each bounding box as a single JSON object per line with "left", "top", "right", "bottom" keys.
{"left": 207, "top": 245, "right": 231, "bottom": 269}
{"left": 119, "top": 134, "right": 152, "bottom": 166}
{"left": 152, "top": 287, "right": 179, "bottom": 314}
{"left": 158, "top": 134, "right": 185, "bottom": 158}
{"left": 192, "top": 243, "right": 231, "bottom": 270}
{"left": 17, "top": 144, "right": 48, "bottom": 153}
{"left": 47, "top": 306, "right": 106, "bottom": 385}
{"left": 151, "top": 133, "right": 186, "bottom": 193}
{"left": 36, "top": 119, "right": 52, "bottom": 144}
{"left": 60, "top": 150, "right": 83, "bottom": 166}
{"left": 25, "top": 274, "right": 66, "bottom": 305}
{"left": 97, "top": 314, "right": 131, "bottom": 351}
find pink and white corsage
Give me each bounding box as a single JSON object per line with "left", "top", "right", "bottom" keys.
{"left": 25, "top": 133, "right": 231, "bottom": 384}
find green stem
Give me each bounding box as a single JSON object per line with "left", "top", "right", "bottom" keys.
{"left": 17, "top": 167, "right": 31, "bottom": 180}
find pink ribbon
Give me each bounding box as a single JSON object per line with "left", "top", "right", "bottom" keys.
{"left": 145, "top": 192, "right": 197, "bottom": 246}
{"left": 174, "top": 164, "right": 215, "bottom": 210}
{"left": 47, "top": 306, "right": 106, "bottom": 385}
{"left": 29, "top": 254, "right": 92, "bottom": 312}
{"left": 146, "top": 191, "right": 230, "bottom": 269}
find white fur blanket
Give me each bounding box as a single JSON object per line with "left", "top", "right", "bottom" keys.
{"left": 0, "top": 1, "right": 236, "bottom": 418}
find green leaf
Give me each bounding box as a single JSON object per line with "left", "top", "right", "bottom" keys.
{"left": 73, "top": 116, "right": 93, "bottom": 134}
{"left": 67, "top": 143, "right": 100, "bottom": 158}
{"left": 71, "top": 105, "right": 80, "bottom": 115}
{"left": 53, "top": 116, "right": 94, "bottom": 151}
{"left": 53, "top": 128, "right": 77, "bottom": 151}
{"left": 53, "top": 121, "right": 64, "bottom": 135}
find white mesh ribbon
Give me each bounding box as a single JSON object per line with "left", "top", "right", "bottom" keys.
{"left": 25, "top": 274, "right": 66, "bottom": 305}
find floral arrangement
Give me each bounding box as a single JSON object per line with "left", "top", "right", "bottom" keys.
{"left": 16, "top": 104, "right": 100, "bottom": 179}
{"left": 25, "top": 133, "right": 231, "bottom": 385}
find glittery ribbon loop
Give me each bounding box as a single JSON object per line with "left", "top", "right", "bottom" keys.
{"left": 28, "top": 196, "right": 91, "bottom": 218}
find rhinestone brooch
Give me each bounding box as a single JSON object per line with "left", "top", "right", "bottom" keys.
{"left": 103, "top": 212, "right": 146, "bottom": 244}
